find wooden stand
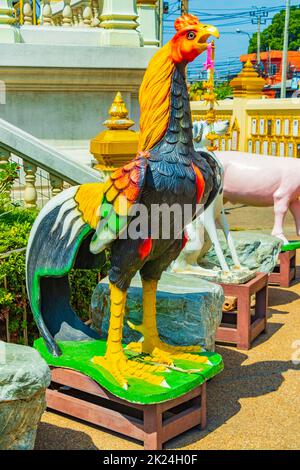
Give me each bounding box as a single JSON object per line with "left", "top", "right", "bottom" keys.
{"left": 269, "top": 250, "right": 296, "bottom": 288}
{"left": 215, "top": 272, "right": 268, "bottom": 350}
{"left": 46, "top": 367, "right": 207, "bottom": 450}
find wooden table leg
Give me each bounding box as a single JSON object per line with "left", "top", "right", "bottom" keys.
{"left": 237, "top": 290, "right": 251, "bottom": 350}
{"left": 200, "top": 383, "right": 207, "bottom": 430}
{"left": 290, "top": 252, "right": 296, "bottom": 284}
{"left": 255, "top": 283, "right": 268, "bottom": 333}
{"left": 280, "top": 252, "right": 291, "bottom": 288}
{"left": 144, "top": 404, "right": 163, "bottom": 450}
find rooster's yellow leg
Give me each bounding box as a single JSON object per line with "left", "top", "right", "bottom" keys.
{"left": 92, "top": 282, "right": 168, "bottom": 390}
{"left": 126, "top": 279, "right": 208, "bottom": 365}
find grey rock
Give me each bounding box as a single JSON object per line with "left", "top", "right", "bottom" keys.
{"left": 200, "top": 231, "right": 282, "bottom": 274}
{"left": 91, "top": 272, "right": 224, "bottom": 352}
{"left": 0, "top": 342, "right": 51, "bottom": 450}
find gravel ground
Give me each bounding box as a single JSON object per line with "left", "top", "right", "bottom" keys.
{"left": 34, "top": 206, "right": 300, "bottom": 450}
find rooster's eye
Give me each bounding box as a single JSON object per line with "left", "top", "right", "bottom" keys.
{"left": 187, "top": 31, "right": 196, "bottom": 40}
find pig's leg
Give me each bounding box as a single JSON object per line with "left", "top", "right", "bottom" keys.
{"left": 218, "top": 208, "right": 241, "bottom": 268}
{"left": 204, "top": 203, "right": 230, "bottom": 272}
{"left": 289, "top": 199, "right": 300, "bottom": 236}
{"left": 272, "top": 192, "right": 290, "bottom": 244}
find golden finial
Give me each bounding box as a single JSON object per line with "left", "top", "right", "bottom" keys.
{"left": 230, "top": 60, "right": 266, "bottom": 98}
{"left": 90, "top": 92, "right": 139, "bottom": 175}
{"left": 103, "top": 92, "right": 135, "bottom": 131}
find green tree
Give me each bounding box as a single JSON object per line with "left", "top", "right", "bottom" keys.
{"left": 214, "top": 82, "right": 233, "bottom": 100}
{"left": 248, "top": 6, "right": 300, "bottom": 53}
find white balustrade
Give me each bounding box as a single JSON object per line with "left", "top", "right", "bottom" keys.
{"left": 0, "top": 0, "right": 160, "bottom": 47}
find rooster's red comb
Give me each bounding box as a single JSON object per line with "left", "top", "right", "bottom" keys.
{"left": 174, "top": 14, "right": 200, "bottom": 32}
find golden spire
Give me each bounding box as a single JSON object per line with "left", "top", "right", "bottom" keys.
{"left": 103, "top": 92, "right": 135, "bottom": 131}
{"left": 230, "top": 60, "right": 266, "bottom": 98}
{"left": 90, "top": 92, "right": 139, "bottom": 175}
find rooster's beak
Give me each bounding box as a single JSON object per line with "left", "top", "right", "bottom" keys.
{"left": 198, "top": 24, "right": 220, "bottom": 44}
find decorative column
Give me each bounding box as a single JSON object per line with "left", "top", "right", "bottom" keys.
{"left": 100, "top": 0, "right": 141, "bottom": 47}
{"left": 90, "top": 92, "right": 139, "bottom": 179}
{"left": 0, "top": 0, "right": 20, "bottom": 43}
{"left": 137, "top": 0, "right": 159, "bottom": 47}
{"left": 23, "top": 162, "right": 37, "bottom": 209}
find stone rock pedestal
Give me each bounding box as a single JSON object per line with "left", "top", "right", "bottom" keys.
{"left": 200, "top": 231, "right": 282, "bottom": 275}
{"left": 91, "top": 272, "right": 224, "bottom": 352}
{"left": 0, "top": 342, "right": 50, "bottom": 450}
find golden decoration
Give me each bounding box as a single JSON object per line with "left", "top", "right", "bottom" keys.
{"left": 90, "top": 92, "right": 139, "bottom": 174}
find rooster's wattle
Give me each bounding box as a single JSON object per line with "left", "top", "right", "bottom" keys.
{"left": 26, "top": 14, "right": 220, "bottom": 389}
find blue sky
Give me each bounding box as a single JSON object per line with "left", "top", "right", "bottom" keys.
{"left": 163, "top": 0, "right": 299, "bottom": 80}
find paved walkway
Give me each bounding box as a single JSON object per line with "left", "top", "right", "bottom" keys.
{"left": 35, "top": 268, "right": 300, "bottom": 450}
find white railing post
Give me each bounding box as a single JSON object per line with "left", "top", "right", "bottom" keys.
{"left": 100, "top": 0, "right": 141, "bottom": 47}
{"left": 72, "top": 7, "right": 78, "bottom": 26}
{"left": 83, "top": 1, "right": 92, "bottom": 27}
{"left": 23, "top": 0, "right": 33, "bottom": 25}
{"left": 23, "top": 161, "right": 37, "bottom": 209}
{"left": 42, "top": 0, "right": 53, "bottom": 26}
{"left": 0, "top": 147, "right": 9, "bottom": 166}
{"left": 0, "top": 148, "right": 11, "bottom": 202}
{"left": 50, "top": 174, "right": 64, "bottom": 197}
{"left": 0, "top": 0, "right": 20, "bottom": 43}
{"left": 91, "top": 0, "right": 101, "bottom": 27}
{"left": 62, "top": 0, "right": 73, "bottom": 27}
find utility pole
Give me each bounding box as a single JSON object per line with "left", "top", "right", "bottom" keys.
{"left": 250, "top": 7, "right": 269, "bottom": 66}
{"left": 281, "top": 0, "right": 291, "bottom": 98}
{"left": 181, "top": 0, "right": 188, "bottom": 15}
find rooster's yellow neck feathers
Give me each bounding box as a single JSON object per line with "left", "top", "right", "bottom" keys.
{"left": 138, "top": 42, "right": 176, "bottom": 152}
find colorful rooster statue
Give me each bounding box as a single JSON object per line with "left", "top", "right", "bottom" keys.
{"left": 26, "top": 14, "right": 220, "bottom": 390}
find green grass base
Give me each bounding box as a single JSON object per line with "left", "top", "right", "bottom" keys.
{"left": 281, "top": 240, "right": 300, "bottom": 252}
{"left": 34, "top": 338, "right": 223, "bottom": 405}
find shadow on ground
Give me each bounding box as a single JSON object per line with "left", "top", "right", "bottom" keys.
{"left": 268, "top": 286, "right": 300, "bottom": 312}
{"left": 166, "top": 346, "right": 298, "bottom": 449}
{"left": 35, "top": 422, "right": 99, "bottom": 450}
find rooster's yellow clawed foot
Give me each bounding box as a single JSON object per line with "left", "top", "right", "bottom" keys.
{"left": 92, "top": 351, "right": 169, "bottom": 390}
{"left": 126, "top": 322, "right": 210, "bottom": 367}
{"left": 94, "top": 282, "right": 170, "bottom": 390}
